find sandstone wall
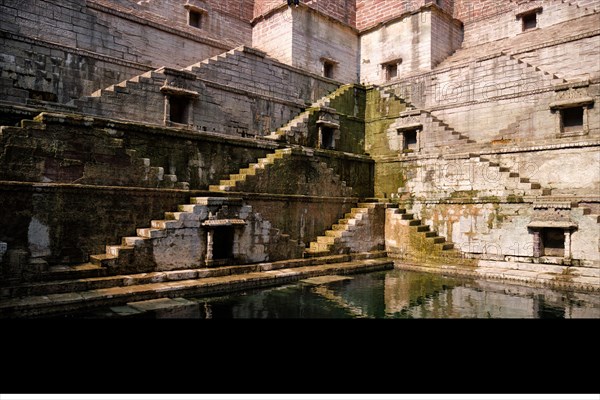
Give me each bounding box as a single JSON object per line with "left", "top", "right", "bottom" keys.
{"left": 360, "top": 8, "right": 462, "bottom": 85}
{"left": 0, "top": 0, "right": 247, "bottom": 105}
{"left": 253, "top": 6, "right": 359, "bottom": 83}
{"left": 254, "top": 0, "right": 356, "bottom": 26}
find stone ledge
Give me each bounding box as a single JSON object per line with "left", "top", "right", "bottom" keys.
{"left": 0, "top": 181, "right": 361, "bottom": 204}
{"left": 0, "top": 29, "right": 153, "bottom": 72}
{"left": 392, "top": 259, "right": 600, "bottom": 293}
{"left": 0, "top": 256, "right": 394, "bottom": 317}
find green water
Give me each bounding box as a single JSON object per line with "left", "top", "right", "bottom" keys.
{"left": 187, "top": 269, "right": 600, "bottom": 319}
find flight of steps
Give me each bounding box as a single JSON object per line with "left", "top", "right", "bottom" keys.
{"left": 89, "top": 196, "right": 227, "bottom": 272}
{"left": 88, "top": 196, "right": 305, "bottom": 273}
{"left": 208, "top": 147, "right": 351, "bottom": 195}
{"left": 124, "top": 149, "right": 189, "bottom": 190}
{"left": 305, "top": 202, "right": 386, "bottom": 257}
{"left": 387, "top": 206, "right": 458, "bottom": 260}
{"left": 87, "top": 69, "right": 167, "bottom": 100}
{"left": 208, "top": 148, "right": 293, "bottom": 192}
{"left": 504, "top": 52, "right": 568, "bottom": 85}
{"left": 263, "top": 84, "right": 355, "bottom": 141}
{"left": 381, "top": 89, "right": 476, "bottom": 148}
{"left": 468, "top": 153, "right": 549, "bottom": 197}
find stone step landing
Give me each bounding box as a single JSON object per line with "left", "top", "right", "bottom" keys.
{"left": 0, "top": 252, "right": 393, "bottom": 318}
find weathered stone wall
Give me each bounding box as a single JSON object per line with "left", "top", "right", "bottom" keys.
{"left": 356, "top": 0, "right": 453, "bottom": 31}
{"left": 0, "top": 0, "right": 246, "bottom": 105}
{"left": 291, "top": 6, "right": 359, "bottom": 83}
{"left": 253, "top": 6, "right": 359, "bottom": 83}
{"left": 359, "top": 8, "right": 462, "bottom": 85}
{"left": 74, "top": 46, "right": 341, "bottom": 136}
{"left": 460, "top": 0, "right": 598, "bottom": 48}
{"left": 252, "top": 7, "right": 295, "bottom": 66}
{"left": 0, "top": 182, "right": 361, "bottom": 276}
{"left": 254, "top": 0, "right": 356, "bottom": 27}
{"left": 0, "top": 113, "right": 372, "bottom": 195}
{"left": 0, "top": 30, "right": 150, "bottom": 105}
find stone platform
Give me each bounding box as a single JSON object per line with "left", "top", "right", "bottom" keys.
{"left": 0, "top": 251, "right": 393, "bottom": 318}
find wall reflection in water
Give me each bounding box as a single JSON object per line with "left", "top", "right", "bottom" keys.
{"left": 191, "top": 270, "right": 599, "bottom": 319}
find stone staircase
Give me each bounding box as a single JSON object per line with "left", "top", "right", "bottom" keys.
{"left": 208, "top": 147, "right": 352, "bottom": 196}
{"left": 207, "top": 148, "right": 291, "bottom": 192}
{"left": 381, "top": 88, "right": 476, "bottom": 148}
{"left": 386, "top": 206, "right": 458, "bottom": 263}
{"left": 88, "top": 196, "right": 305, "bottom": 273}
{"left": 503, "top": 52, "right": 568, "bottom": 85}
{"left": 87, "top": 69, "right": 166, "bottom": 99}
{"left": 403, "top": 153, "right": 551, "bottom": 200}
{"left": 305, "top": 202, "right": 386, "bottom": 257}
{"left": 467, "top": 153, "right": 549, "bottom": 197}
{"left": 263, "top": 84, "right": 355, "bottom": 141}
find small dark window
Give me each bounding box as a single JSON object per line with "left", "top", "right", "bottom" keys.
{"left": 213, "top": 227, "right": 234, "bottom": 260}
{"left": 541, "top": 228, "right": 565, "bottom": 257}
{"left": 321, "top": 127, "right": 335, "bottom": 150}
{"left": 323, "top": 61, "right": 335, "bottom": 79}
{"left": 169, "top": 96, "right": 190, "bottom": 124}
{"left": 402, "top": 129, "right": 418, "bottom": 151}
{"left": 522, "top": 13, "right": 537, "bottom": 31}
{"left": 385, "top": 63, "right": 398, "bottom": 81}
{"left": 561, "top": 107, "right": 583, "bottom": 133}
{"left": 189, "top": 10, "right": 203, "bottom": 28}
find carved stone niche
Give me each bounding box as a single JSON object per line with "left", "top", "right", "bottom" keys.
{"left": 316, "top": 107, "right": 340, "bottom": 150}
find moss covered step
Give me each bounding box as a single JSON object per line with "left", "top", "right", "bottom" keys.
{"left": 264, "top": 84, "right": 356, "bottom": 141}
{"left": 209, "top": 148, "right": 292, "bottom": 192}
{"left": 392, "top": 208, "right": 456, "bottom": 254}
{"left": 305, "top": 202, "right": 385, "bottom": 258}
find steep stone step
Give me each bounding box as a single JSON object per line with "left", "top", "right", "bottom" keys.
{"left": 305, "top": 202, "right": 384, "bottom": 257}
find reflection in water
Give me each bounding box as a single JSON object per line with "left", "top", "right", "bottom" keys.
{"left": 188, "top": 270, "right": 600, "bottom": 319}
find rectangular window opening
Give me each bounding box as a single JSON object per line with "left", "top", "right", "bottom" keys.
{"left": 402, "top": 129, "right": 418, "bottom": 151}
{"left": 541, "top": 228, "right": 565, "bottom": 257}
{"left": 321, "top": 127, "right": 335, "bottom": 150}
{"left": 385, "top": 63, "right": 398, "bottom": 81}
{"left": 323, "top": 61, "right": 335, "bottom": 79}
{"left": 213, "top": 227, "right": 235, "bottom": 260}
{"left": 522, "top": 13, "right": 537, "bottom": 31}
{"left": 560, "top": 107, "right": 583, "bottom": 133}
{"left": 189, "top": 10, "right": 203, "bottom": 29}
{"left": 169, "top": 96, "right": 191, "bottom": 124}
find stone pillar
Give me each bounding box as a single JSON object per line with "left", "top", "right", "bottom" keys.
{"left": 564, "top": 229, "right": 572, "bottom": 260}
{"left": 0, "top": 242, "right": 6, "bottom": 264}
{"left": 205, "top": 230, "right": 214, "bottom": 263}
{"left": 163, "top": 95, "right": 170, "bottom": 125}
{"left": 532, "top": 230, "right": 541, "bottom": 258}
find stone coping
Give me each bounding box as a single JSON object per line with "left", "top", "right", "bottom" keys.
{"left": 0, "top": 181, "right": 363, "bottom": 204}
{"left": 392, "top": 259, "right": 600, "bottom": 293}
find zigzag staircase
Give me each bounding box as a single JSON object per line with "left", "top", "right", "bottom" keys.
{"left": 89, "top": 196, "right": 304, "bottom": 272}
{"left": 209, "top": 148, "right": 292, "bottom": 192}
{"left": 263, "top": 84, "right": 356, "bottom": 141}
{"left": 208, "top": 147, "right": 351, "bottom": 195}
{"left": 305, "top": 202, "right": 386, "bottom": 257}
